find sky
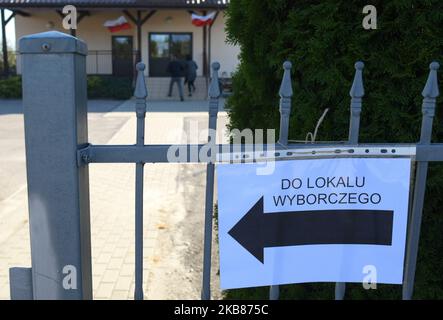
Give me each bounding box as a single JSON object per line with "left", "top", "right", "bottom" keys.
{"left": 1, "top": 10, "right": 17, "bottom": 50}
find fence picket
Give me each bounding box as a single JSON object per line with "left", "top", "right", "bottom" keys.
{"left": 270, "top": 61, "right": 294, "bottom": 300}
{"left": 201, "top": 62, "right": 221, "bottom": 300}
{"left": 335, "top": 61, "right": 366, "bottom": 300}
{"left": 134, "top": 62, "right": 148, "bottom": 300}
{"left": 403, "top": 62, "right": 440, "bottom": 300}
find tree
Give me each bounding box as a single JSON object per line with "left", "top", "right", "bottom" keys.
{"left": 225, "top": 0, "right": 443, "bottom": 299}
{"left": 0, "top": 42, "right": 16, "bottom": 76}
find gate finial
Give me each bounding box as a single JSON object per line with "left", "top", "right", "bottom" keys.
{"left": 419, "top": 61, "right": 440, "bottom": 143}
{"left": 277, "top": 61, "right": 293, "bottom": 146}
{"left": 422, "top": 62, "right": 440, "bottom": 99}
{"left": 348, "top": 61, "right": 365, "bottom": 145}
{"left": 209, "top": 62, "right": 221, "bottom": 99}
{"left": 350, "top": 61, "right": 365, "bottom": 99}
{"left": 135, "top": 62, "right": 148, "bottom": 100}
{"left": 279, "top": 61, "right": 293, "bottom": 98}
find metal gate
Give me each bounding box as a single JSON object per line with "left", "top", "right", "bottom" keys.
{"left": 9, "top": 31, "right": 441, "bottom": 300}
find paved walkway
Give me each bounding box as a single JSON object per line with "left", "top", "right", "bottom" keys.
{"left": 0, "top": 99, "right": 227, "bottom": 300}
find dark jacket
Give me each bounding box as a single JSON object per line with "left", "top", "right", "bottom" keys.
{"left": 167, "top": 60, "right": 184, "bottom": 78}
{"left": 185, "top": 60, "right": 198, "bottom": 82}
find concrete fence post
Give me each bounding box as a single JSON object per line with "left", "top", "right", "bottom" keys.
{"left": 13, "top": 31, "right": 92, "bottom": 299}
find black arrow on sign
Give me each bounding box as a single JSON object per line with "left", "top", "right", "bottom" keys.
{"left": 228, "top": 197, "right": 393, "bottom": 264}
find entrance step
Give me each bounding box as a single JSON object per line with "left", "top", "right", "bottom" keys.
{"left": 146, "top": 77, "right": 209, "bottom": 101}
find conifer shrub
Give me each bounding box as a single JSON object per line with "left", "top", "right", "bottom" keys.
{"left": 224, "top": 0, "right": 443, "bottom": 299}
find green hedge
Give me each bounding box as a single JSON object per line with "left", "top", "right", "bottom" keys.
{"left": 87, "top": 75, "right": 133, "bottom": 100}
{"left": 224, "top": 0, "right": 443, "bottom": 299}
{"left": 0, "top": 75, "right": 133, "bottom": 100}
{"left": 0, "top": 76, "right": 22, "bottom": 98}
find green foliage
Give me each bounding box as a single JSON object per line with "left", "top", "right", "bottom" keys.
{"left": 0, "top": 76, "right": 22, "bottom": 98}
{"left": 0, "top": 47, "right": 17, "bottom": 75}
{"left": 0, "top": 75, "right": 133, "bottom": 100}
{"left": 225, "top": 0, "right": 443, "bottom": 299}
{"left": 87, "top": 76, "right": 133, "bottom": 100}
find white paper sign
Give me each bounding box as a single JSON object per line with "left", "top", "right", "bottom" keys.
{"left": 217, "top": 158, "right": 412, "bottom": 289}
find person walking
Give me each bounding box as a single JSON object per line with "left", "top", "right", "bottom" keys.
{"left": 167, "top": 55, "right": 184, "bottom": 101}
{"left": 184, "top": 55, "right": 198, "bottom": 97}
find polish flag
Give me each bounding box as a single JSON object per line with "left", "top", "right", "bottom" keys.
{"left": 191, "top": 12, "right": 216, "bottom": 27}
{"left": 104, "top": 16, "right": 131, "bottom": 33}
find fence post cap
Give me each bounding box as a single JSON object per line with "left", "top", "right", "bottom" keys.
{"left": 209, "top": 61, "right": 221, "bottom": 98}
{"left": 136, "top": 62, "right": 146, "bottom": 72}
{"left": 212, "top": 62, "right": 221, "bottom": 71}
{"left": 422, "top": 61, "right": 440, "bottom": 99}
{"left": 279, "top": 61, "right": 293, "bottom": 98}
{"left": 19, "top": 31, "right": 87, "bottom": 56}
{"left": 134, "top": 62, "right": 148, "bottom": 99}
{"left": 430, "top": 61, "right": 440, "bottom": 70}
{"left": 355, "top": 61, "right": 365, "bottom": 70}
{"left": 350, "top": 60, "right": 365, "bottom": 98}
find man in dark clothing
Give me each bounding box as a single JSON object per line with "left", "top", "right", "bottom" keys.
{"left": 167, "top": 56, "right": 184, "bottom": 101}
{"left": 184, "top": 55, "right": 198, "bottom": 97}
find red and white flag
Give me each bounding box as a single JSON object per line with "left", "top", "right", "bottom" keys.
{"left": 104, "top": 16, "right": 131, "bottom": 33}
{"left": 191, "top": 12, "right": 216, "bottom": 27}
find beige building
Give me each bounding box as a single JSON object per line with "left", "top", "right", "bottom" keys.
{"left": 0, "top": 0, "right": 239, "bottom": 98}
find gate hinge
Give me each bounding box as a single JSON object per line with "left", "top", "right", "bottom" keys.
{"left": 77, "top": 144, "right": 91, "bottom": 167}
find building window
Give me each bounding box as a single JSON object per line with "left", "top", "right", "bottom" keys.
{"left": 149, "top": 33, "right": 192, "bottom": 77}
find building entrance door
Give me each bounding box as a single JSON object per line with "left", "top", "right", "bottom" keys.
{"left": 112, "top": 36, "right": 134, "bottom": 77}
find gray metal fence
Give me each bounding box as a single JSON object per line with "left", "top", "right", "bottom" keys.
{"left": 10, "top": 50, "right": 139, "bottom": 76}
{"left": 9, "top": 31, "right": 441, "bottom": 300}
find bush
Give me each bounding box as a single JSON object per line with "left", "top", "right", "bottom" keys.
{"left": 0, "top": 75, "right": 133, "bottom": 100}
{"left": 87, "top": 75, "right": 133, "bottom": 100}
{"left": 224, "top": 0, "right": 443, "bottom": 299}
{"left": 0, "top": 76, "right": 22, "bottom": 98}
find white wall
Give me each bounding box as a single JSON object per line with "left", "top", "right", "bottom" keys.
{"left": 210, "top": 12, "right": 239, "bottom": 78}
{"left": 15, "top": 9, "right": 240, "bottom": 76}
